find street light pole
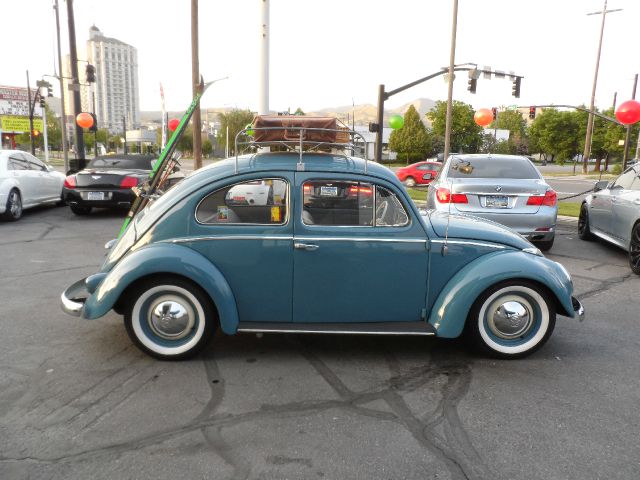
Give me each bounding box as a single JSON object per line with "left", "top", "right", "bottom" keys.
{"left": 443, "top": 0, "right": 459, "bottom": 160}
{"left": 581, "top": 0, "right": 622, "bottom": 174}
{"left": 191, "top": 0, "right": 203, "bottom": 169}
{"left": 53, "top": 0, "right": 69, "bottom": 172}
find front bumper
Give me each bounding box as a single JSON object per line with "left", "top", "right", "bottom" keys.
{"left": 572, "top": 296, "right": 585, "bottom": 321}
{"left": 61, "top": 277, "right": 90, "bottom": 317}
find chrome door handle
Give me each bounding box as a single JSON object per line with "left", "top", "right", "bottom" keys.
{"left": 294, "top": 242, "right": 319, "bottom": 251}
{"left": 611, "top": 197, "right": 617, "bottom": 203}
{"left": 634, "top": 199, "right": 640, "bottom": 205}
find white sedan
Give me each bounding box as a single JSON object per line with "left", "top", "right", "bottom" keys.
{"left": 0, "top": 150, "right": 65, "bottom": 221}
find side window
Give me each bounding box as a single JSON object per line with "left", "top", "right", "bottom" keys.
{"left": 630, "top": 167, "right": 640, "bottom": 192}
{"left": 301, "top": 180, "right": 409, "bottom": 227}
{"left": 302, "top": 180, "right": 374, "bottom": 226}
{"left": 196, "top": 178, "right": 288, "bottom": 225}
{"left": 375, "top": 186, "right": 410, "bottom": 227}
{"left": 613, "top": 168, "right": 636, "bottom": 190}
{"left": 26, "top": 155, "right": 47, "bottom": 172}
{"left": 9, "top": 156, "right": 29, "bottom": 170}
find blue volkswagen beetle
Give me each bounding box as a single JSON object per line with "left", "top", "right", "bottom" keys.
{"left": 61, "top": 120, "right": 583, "bottom": 360}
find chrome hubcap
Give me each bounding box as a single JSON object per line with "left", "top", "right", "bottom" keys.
{"left": 488, "top": 300, "right": 533, "bottom": 339}
{"left": 148, "top": 296, "right": 195, "bottom": 340}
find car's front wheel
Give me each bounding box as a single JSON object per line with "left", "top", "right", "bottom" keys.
{"left": 629, "top": 222, "right": 640, "bottom": 275}
{"left": 578, "top": 203, "right": 593, "bottom": 240}
{"left": 466, "top": 280, "right": 556, "bottom": 359}
{"left": 124, "top": 276, "right": 215, "bottom": 360}
{"left": 2, "top": 189, "right": 22, "bottom": 221}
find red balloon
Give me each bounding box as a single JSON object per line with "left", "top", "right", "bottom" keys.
{"left": 474, "top": 108, "right": 493, "bottom": 127}
{"left": 615, "top": 100, "right": 640, "bottom": 125}
{"left": 76, "top": 112, "right": 94, "bottom": 129}
{"left": 168, "top": 118, "right": 180, "bottom": 132}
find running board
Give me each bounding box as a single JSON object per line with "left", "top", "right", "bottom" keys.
{"left": 237, "top": 321, "right": 436, "bottom": 336}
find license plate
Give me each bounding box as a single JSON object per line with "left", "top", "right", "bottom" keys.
{"left": 485, "top": 195, "right": 508, "bottom": 208}
{"left": 87, "top": 191, "right": 105, "bottom": 201}
{"left": 320, "top": 186, "right": 338, "bottom": 196}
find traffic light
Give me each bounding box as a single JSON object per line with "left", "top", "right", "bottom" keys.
{"left": 512, "top": 77, "right": 521, "bottom": 98}
{"left": 529, "top": 106, "right": 536, "bottom": 119}
{"left": 368, "top": 122, "right": 379, "bottom": 133}
{"left": 467, "top": 77, "right": 477, "bottom": 94}
{"left": 85, "top": 64, "right": 96, "bottom": 83}
{"left": 39, "top": 94, "right": 46, "bottom": 108}
{"left": 32, "top": 130, "right": 40, "bottom": 137}
{"left": 89, "top": 113, "right": 98, "bottom": 132}
{"left": 46, "top": 83, "right": 53, "bottom": 97}
{"left": 491, "top": 107, "right": 497, "bottom": 121}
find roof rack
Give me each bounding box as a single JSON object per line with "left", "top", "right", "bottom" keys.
{"left": 234, "top": 115, "right": 369, "bottom": 174}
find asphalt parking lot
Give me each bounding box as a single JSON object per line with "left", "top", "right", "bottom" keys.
{"left": 1, "top": 205, "right": 639, "bottom": 480}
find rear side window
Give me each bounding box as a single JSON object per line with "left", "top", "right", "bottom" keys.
{"left": 447, "top": 157, "right": 539, "bottom": 179}
{"left": 302, "top": 180, "right": 408, "bottom": 227}
{"left": 196, "top": 178, "right": 288, "bottom": 225}
{"left": 88, "top": 156, "right": 154, "bottom": 170}
{"left": 8, "top": 156, "right": 29, "bottom": 170}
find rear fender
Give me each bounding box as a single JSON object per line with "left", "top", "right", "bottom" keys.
{"left": 84, "top": 243, "right": 240, "bottom": 334}
{"left": 429, "top": 250, "right": 574, "bottom": 338}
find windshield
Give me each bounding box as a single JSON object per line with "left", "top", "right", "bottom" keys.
{"left": 447, "top": 156, "right": 540, "bottom": 179}
{"left": 88, "top": 155, "right": 155, "bottom": 170}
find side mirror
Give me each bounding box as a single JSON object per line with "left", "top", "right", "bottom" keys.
{"left": 422, "top": 172, "right": 433, "bottom": 181}
{"left": 594, "top": 180, "right": 609, "bottom": 192}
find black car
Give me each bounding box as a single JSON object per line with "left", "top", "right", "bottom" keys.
{"left": 63, "top": 154, "right": 184, "bottom": 215}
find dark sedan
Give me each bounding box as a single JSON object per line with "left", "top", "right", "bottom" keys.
{"left": 63, "top": 154, "right": 183, "bottom": 215}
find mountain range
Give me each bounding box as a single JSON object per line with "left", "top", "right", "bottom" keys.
{"left": 140, "top": 98, "right": 437, "bottom": 125}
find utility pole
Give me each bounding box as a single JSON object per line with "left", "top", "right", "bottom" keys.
{"left": 26, "top": 71, "right": 36, "bottom": 155}
{"left": 622, "top": 74, "right": 638, "bottom": 171}
{"left": 259, "top": 0, "right": 269, "bottom": 115}
{"left": 581, "top": 0, "right": 621, "bottom": 174}
{"left": 443, "top": 0, "right": 459, "bottom": 160}
{"left": 191, "top": 0, "right": 203, "bottom": 169}
{"left": 66, "top": 0, "right": 85, "bottom": 163}
{"left": 53, "top": 0, "right": 69, "bottom": 172}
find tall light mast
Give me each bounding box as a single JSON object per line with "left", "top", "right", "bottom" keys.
{"left": 259, "top": 0, "right": 269, "bottom": 115}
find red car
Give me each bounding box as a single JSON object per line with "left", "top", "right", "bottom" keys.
{"left": 395, "top": 161, "right": 442, "bottom": 187}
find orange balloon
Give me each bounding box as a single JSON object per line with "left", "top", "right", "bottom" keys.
{"left": 76, "top": 112, "right": 94, "bottom": 129}
{"left": 474, "top": 108, "right": 493, "bottom": 127}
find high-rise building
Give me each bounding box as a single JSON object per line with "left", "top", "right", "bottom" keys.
{"left": 86, "top": 25, "right": 140, "bottom": 133}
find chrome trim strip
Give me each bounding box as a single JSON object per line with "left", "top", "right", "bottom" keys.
{"left": 430, "top": 239, "right": 506, "bottom": 249}
{"left": 237, "top": 327, "right": 435, "bottom": 336}
{"left": 166, "top": 236, "right": 427, "bottom": 244}
{"left": 166, "top": 235, "right": 294, "bottom": 244}
{"left": 295, "top": 236, "right": 427, "bottom": 243}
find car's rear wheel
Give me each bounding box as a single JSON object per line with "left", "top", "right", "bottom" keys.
{"left": 403, "top": 177, "right": 416, "bottom": 187}
{"left": 578, "top": 203, "right": 593, "bottom": 240}
{"left": 2, "top": 189, "right": 22, "bottom": 221}
{"left": 534, "top": 236, "right": 554, "bottom": 252}
{"left": 70, "top": 205, "right": 92, "bottom": 215}
{"left": 629, "top": 222, "right": 640, "bottom": 275}
{"left": 466, "top": 280, "right": 556, "bottom": 359}
{"left": 124, "top": 276, "right": 215, "bottom": 360}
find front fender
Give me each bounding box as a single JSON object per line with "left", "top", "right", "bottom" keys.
{"left": 429, "top": 250, "right": 575, "bottom": 338}
{"left": 84, "top": 243, "right": 240, "bottom": 334}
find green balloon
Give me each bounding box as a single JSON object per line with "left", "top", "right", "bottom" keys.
{"left": 245, "top": 123, "right": 255, "bottom": 136}
{"left": 389, "top": 114, "right": 404, "bottom": 130}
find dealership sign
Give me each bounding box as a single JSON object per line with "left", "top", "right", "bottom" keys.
{"left": 0, "top": 115, "right": 43, "bottom": 133}
{"left": 0, "top": 85, "right": 42, "bottom": 117}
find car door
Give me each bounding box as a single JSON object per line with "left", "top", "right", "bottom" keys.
{"left": 25, "top": 153, "right": 59, "bottom": 201}
{"left": 292, "top": 173, "right": 429, "bottom": 324}
{"left": 611, "top": 166, "right": 640, "bottom": 244}
{"left": 190, "top": 175, "right": 293, "bottom": 323}
{"left": 603, "top": 167, "right": 637, "bottom": 240}
{"left": 8, "top": 153, "right": 37, "bottom": 207}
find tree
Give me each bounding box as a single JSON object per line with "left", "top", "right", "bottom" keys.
{"left": 388, "top": 105, "right": 431, "bottom": 163}
{"left": 426, "top": 101, "right": 484, "bottom": 153}
{"left": 293, "top": 107, "right": 305, "bottom": 116}
{"left": 217, "top": 109, "right": 255, "bottom": 156}
{"left": 528, "top": 109, "right": 581, "bottom": 164}
{"left": 202, "top": 138, "right": 213, "bottom": 157}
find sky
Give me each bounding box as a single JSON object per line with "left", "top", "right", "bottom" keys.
{"left": 3, "top": 0, "right": 640, "bottom": 116}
